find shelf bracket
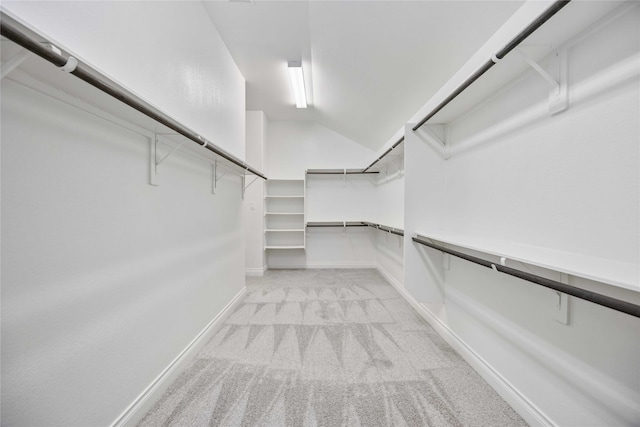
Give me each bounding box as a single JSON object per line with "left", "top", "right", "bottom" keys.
{"left": 212, "top": 159, "right": 227, "bottom": 195}
{"left": 415, "top": 124, "right": 450, "bottom": 159}
{"left": 518, "top": 49, "right": 568, "bottom": 115}
{"left": 150, "top": 133, "right": 187, "bottom": 186}
{"left": 1, "top": 48, "right": 29, "bottom": 80}
{"left": 343, "top": 168, "right": 347, "bottom": 187}
{"left": 553, "top": 273, "right": 570, "bottom": 325}
{"left": 244, "top": 175, "right": 259, "bottom": 198}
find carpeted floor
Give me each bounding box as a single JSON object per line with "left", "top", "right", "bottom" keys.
{"left": 139, "top": 269, "right": 527, "bottom": 426}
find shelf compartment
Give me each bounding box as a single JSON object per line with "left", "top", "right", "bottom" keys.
{"left": 265, "top": 179, "right": 305, "bottom": 196}
{"left": 266, "top": 197, "right": 304, "bottom": 214}
{"left": 266, "top": 230, "right": 305, "bottom": 248}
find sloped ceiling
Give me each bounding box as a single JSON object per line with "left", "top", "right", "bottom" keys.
{"left": 203, "top": 0, "right": 524, "bottom": 150}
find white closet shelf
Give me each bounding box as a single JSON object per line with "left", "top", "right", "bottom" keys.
{"left": 265, "top": 195, "right": 305, "bottom": 198}
{"left": 265, "top": 229, "right": 305, "bottom": 232}
{"left": 265, "top": 212, "right": 305, "bottom": 215}
{"left": 265, "top": 246, "right": 306, "bottom": 250}
{"left": 416, "top": 231, "right": 639, "bottom": 292}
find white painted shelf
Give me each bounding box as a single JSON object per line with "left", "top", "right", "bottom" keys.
{"left": 265, "top": 212, "right": 305, "bottom": 215}
{"left": 265, "top": 179, "right": 306, "bottom": 249}
{"left": 265, "top": 246, "right": 305, "bottom": 250}
{"left": 417, "top": 232, "right": 639, "bottom": 292}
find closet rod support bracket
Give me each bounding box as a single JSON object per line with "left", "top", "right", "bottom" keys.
{"left": 518, "top": 49, "right": 568, "bottom": 115}
{"left": 212, "top": 159, "right": 227, "bottom": 195}
{"left": 1, "top": 48, "right": 29, "bottom": 79}
{"left": 415, "top": 124, "right": 450, "bottom": 159}
{"left": 150, "top": 133, "right": 188, "bottom": 186}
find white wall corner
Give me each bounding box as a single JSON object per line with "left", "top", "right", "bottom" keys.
{"left": 110, "top": 287, "right": 248, "bottom": 427}
{"left": 383, "top": 278, "right": 554, "bottom": 427}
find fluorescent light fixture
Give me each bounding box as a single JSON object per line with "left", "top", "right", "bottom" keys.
{"left": 287, "top": 61, "right": 307, "bottom": 108}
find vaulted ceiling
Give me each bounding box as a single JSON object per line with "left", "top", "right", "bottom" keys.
{"left": 203, "top": 0, "right": 525, "bottom": 150}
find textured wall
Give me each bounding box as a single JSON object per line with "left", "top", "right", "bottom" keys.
{"left": 1, "top": 2, "right": 248, "bottom": 424}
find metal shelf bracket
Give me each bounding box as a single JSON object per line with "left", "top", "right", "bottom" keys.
{"left": 243, "top": 171, "right": 259, "bottom": 199}
{"left": 518, "top": 48, "right": 568, "bottom": 115}
{"left": 1, "top": 48, "right": 29, "bottom": 80}
{"left": 212, "top": 160, "right": 227, "bottom": 195}
{"left": 150, "top": 133, "right": 187, "bottom": 186}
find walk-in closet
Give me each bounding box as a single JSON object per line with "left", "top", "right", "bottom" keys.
{"left": 1, "top": 1, "right": 638, "bottom": 426}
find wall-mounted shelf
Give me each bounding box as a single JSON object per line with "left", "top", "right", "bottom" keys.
{"left": 304, "top": 137, "right": 405, "bottom": 176}
{"left": 306, "top": 221, "right": 367, "bottom": 228}
{"left": 264, "top": 179, "right": 306, "bottom": 250}
{"left": 306, "top": 169, "right": 379, "bottom": 175}
{"left": 265, "top": 212, "right": 305, "bottom": 215}
{"left": 306, "top": 221, "right": 404, "bottom": 237}
{"left": 264, "top": 246, "right": 305, "bottom": 250}
{"left": 0, "top": 12, "right": 267, "bottom": 185}
{"left": 416, "top": 231, "right": 638, "bottom": 292}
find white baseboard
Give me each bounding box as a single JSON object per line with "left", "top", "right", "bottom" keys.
{"left": 381, "top": 274, "right": 553, "bottom": 427}
{"left": 268, "top": 262, "right": 376, "bottom": 269}
{"left": 376, "top": 264, "right": 403, "bottom": 289}
{"left": 245, "top": 265, "right": 268, "bottom": 276}
{"left": 110, "top": 287, "right": 248, "bottom": 427}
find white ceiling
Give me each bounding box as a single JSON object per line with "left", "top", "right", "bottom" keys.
{"left": 203, "top": 0, "right": 525, "bottom": 151}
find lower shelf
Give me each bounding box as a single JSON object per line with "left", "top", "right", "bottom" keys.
{"left": 265, "top": 246, "right": 306, "bottom": 250}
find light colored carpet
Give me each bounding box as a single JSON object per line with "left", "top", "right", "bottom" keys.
{"left": 139, "top": 269, "right": 527, "bottom": 426}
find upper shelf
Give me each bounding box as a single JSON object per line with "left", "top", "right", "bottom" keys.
{"left": 416, "top": 231, "right": 639, "bottom": 292}
{"left": 0, "top": 12, "right": 266, "bottom": 180}
{"left": 420, "top": 1, "right": 630, "bottom": 126}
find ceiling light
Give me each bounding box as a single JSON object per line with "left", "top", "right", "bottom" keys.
{"left": 287, "top": 61, "right": 307, "bottom": 108}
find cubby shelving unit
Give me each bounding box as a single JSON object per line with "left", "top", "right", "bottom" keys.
{"left": 264, "top": 179, "right": 306, "bottom": 250}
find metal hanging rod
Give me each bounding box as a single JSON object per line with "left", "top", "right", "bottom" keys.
{"left": 306, "top": 221, "right": 405, "bottom": 237}
{"left": 412, "top": 235, "right": 640, "bottom": 318}
{"left": 0, "top": 12, "right": 267, "bottom": 180}
{"left": 306, "top": 221, "right": 367, "bottom": 227}
{"left": 362, "top": 137, "right": 404, "bottom": 173}
{"left": 306, "top": 136, "right": 405, "bottom": 176}
{"left": 362, "top": 222, "right": 405, "bottom": 237}
{"left": 412, "top": 0, "right": 571, "bottom": 132}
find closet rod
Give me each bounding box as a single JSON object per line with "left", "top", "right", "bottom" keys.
{"left": 362, "top": 222, "right": 405, "bottom": 237}
{"left": 362, "top": 137, "right": 404, "bottom": 173}
{"left": 412, "top": 0, "right": 571, "bottom": 132}
{"left": 0, "top": 12, "right": 267, "bottom": 180}
{"left": 306, "top": 221, "right": 367, "bottom": 227}
{"left": 307, "top": 136, "right": 404, "bottom": 175}
{"left": 412, "top": 236, "right": 640, "bottom": 319}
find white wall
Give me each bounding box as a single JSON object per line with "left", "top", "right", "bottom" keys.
{"left": 1, "top": 3, "right": 248, "bottom": 426}
{"left": 244, "top": 112, "right": 267, "bottom": 275}
{"left": 267, "top": 121, "right": 373, "bottom": 179}
{"left": 404, "top": 4, "right": 640, "bottom": 426}
{"left": 1, "top": 1, "right": 246, "bottom": 161}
